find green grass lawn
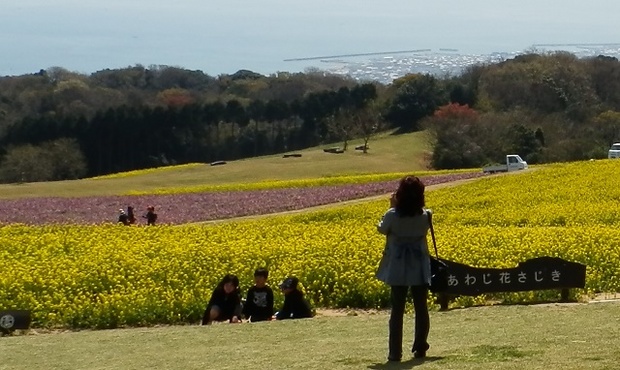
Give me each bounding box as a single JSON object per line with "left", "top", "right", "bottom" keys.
{"left": 0, "top": 131, "right": 431, "bottom": 199}
{"left": 3, "top": 302, "right": 620, "bottom": 370}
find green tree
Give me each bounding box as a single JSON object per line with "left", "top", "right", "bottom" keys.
{"left": 384, "top": 74, "right": 447, "bottom": 131}
{"left": 0, "top": 138, "right": 87, "bottom": 183}
{"left": 504, "top": 124, "right": 543, "bottom": 163}
{"left": 42, "top": 138, "right": 88, "bottom": 180}
{"left": 0, "top": 144, "right": 53, "bottom": 182}
{"left": 479, "top": 52, "right": 600, "bottom": 120}
{"left": 584, "top": 55, "right": 620, "bottom": 111}
{"left": 591, "top": 110, "right": 620, "bottom": 145}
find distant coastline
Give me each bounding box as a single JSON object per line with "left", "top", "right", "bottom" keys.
{"left": 313, "top": 44, "right": 620, "bottom": 84}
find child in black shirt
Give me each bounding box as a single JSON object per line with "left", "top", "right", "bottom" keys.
{"left": 275, "top": 276, "right": 313, "bottom": 320}
{"left": 202, "top": 274, "right": 243, "bottom": 325}
{"left": 243, "top": 268, "right": 274, "bottom": 322}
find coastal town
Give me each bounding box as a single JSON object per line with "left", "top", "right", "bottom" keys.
{"left": 306, "top": 44, "right": 620, "bottom": 83}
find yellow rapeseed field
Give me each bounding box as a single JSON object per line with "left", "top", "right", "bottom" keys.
{"left": 1, "top": 160, "right": 619, "bottom": 329}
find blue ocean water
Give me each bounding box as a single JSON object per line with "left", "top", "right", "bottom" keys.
{"left": 2, "top": 0, "right": 620, "bottom": 77}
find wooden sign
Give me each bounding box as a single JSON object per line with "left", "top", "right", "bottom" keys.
{"left": 438, "top": 257, "right": 586, "bottom": 296}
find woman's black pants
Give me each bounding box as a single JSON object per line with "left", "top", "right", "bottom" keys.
{"left": 389, "top": 285, "right": 430, "bottom": 358}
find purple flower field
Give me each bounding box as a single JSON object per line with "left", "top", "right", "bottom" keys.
{"left": 0, "top": 173, "right": 486, "bottom": 225}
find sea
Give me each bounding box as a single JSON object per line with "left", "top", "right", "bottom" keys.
{"left": 2, "top": 0, "right": 620, "bottom": 83}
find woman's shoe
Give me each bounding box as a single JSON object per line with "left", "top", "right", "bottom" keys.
{"left": 412, "top": 343, "right": 429, "bottom": 358}
{"left": 387, "top": 354, "right": 402, "bottom": 362}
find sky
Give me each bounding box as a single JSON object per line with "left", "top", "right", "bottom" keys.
{"left": 2, "top": 0, "right": 620, "bottom": 76}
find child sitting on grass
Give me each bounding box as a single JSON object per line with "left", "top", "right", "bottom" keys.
{"left": 274, "top": 276, "right": 313, "bottom": 320}
{"left": 243, "top": 268, "right": 274, "bottom": 322}
{"left": 202, "top": 274, "right": 243, "bottom": 325}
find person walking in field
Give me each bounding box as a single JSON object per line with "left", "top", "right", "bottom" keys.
{"left": 375, "top": 176, "right": 432, "bottom": 362}
{"left": 143, "top": 205, "right": 157, "bottom": 225}
{"left": 127, "top": 206, "right": 136, "bottom": 225}
{"left": 117, "top": 209, "right": 130, "bottom": 225}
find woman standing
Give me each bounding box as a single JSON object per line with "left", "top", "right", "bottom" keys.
{"left": 376, "top": 176, "right": 431, "bottom": 362}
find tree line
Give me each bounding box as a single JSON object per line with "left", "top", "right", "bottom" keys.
{"left": 1, "top": 51, "right": 620, "bottom": 183}
{"left": 0, "top": 81, "right": 379, "bottom": 180}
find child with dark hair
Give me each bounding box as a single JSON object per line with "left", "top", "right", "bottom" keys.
{"left": 243, "top": 268, "right": 274, "bottom": 322}
{"left": 202, "top": 274, "right": 243, "bottom": 325}
{"left": 274, "top": 276, "right": 313, "bottom": 320}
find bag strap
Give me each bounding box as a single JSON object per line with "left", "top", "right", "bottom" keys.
{"left": 427, "top": 210, "right": 439, "bottom": 259}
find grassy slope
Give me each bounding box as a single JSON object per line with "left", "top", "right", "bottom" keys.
{"left": 4, "top": 303, "right": 620, "bottom": 370}
{"left": 0, "top": 131, "right": 431, "bottom": 199}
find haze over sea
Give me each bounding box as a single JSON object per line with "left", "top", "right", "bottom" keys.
{"left": 3, "top": 0, "right": 620, "bottom": 81}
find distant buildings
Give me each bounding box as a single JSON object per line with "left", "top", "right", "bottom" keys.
{"left": 315, "top": 45, "right": 620, "bottom": 84}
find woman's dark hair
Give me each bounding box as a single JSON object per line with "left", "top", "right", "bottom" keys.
{"left": 216, "top": 274, "right": 240, "bottom": 293}
{"left": 394, "top": 176, "right": 425, "bottom": 217}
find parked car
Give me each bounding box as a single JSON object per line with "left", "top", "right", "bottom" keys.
{"left": 608, "top": 143, "right": 620, "bottom": 159}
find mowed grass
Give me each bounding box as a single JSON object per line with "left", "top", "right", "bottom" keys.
{"left": 4, "top": 303, "right": 620, "bottom": 370}
{"left": 0, "top": 131, "right": 431, "bottom": 199}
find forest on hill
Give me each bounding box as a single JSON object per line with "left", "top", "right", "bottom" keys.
{"left": 0, "top": 51, "right": 619, "bottom": 183}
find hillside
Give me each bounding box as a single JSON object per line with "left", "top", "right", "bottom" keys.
{"left": 0, "top": 130, "right": 432, "bottom": 199}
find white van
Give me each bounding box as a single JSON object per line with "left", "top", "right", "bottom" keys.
{"left": 609, "top": 143, "right": 620, "bottom": 159}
